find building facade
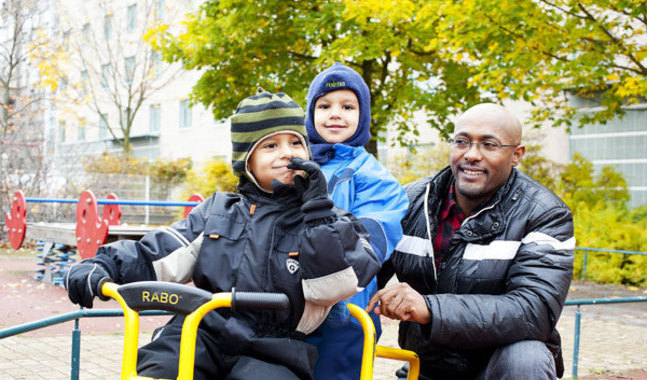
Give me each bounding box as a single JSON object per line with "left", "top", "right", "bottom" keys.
{"left": 46, "top": 0, "right": 231, "bottom": 180}
{"left": 569, "top": 101, "right": 647, "bottom": 208}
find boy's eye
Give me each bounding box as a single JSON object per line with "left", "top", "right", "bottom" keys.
{"left": 317, "top": 104, "right": 330, "bottom": 110}
{"left": 263, "top": 142, "right": 277, "bottom": 149}
{"left": 343, "top": 104, "right": 355, "bottom": 110}
{"left": 291, "top": 139, "right": 303, "bottom": 146}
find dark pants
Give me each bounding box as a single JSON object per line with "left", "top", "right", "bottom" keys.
{"left": 138, "top": 316, "right": 317, "bottom": 380}
{"left": 474, "top": 340, "right": 556, "bottom": 380}
{"left": 399, "top": 340, "right": 556, "bottom": 380}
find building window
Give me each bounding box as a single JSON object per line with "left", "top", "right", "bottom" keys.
{"left": 101, "top": 63, "right": 111, "bottom": 89}
{"left": 80, "top": 70, "right": 88, "bottom": 95}
{"left": 156, "top": 0, "right": 166, "bottom": 20}
{"left": 104, "top": 14, "right": 112, "bottom": 40}
{"left": 127, "top": 4, "right": 137, "bottom": 32}
{"left": 59, "top": 121, "right": 66, "bottom": 142}
{"left": 62, "top": 30, "right": 70, "bottom": 50}
{"left": 124, "top": 56, "right": 135, "bottom": 85}
{"left": 179, "top": 100, "right": 192, "bottom": 129}
{"left": 150, "top": 50, "right": 161, "bottom": 78}
{"left": 121, "top": 108, "right": 131, "bottom": 130}
{"left": 82, "top": 23, "right": 90, "bottom": 40}
{"left": 99, "top": 113, "right": 108, "bottom": 139}
{"left": 149, "top": 104, "right": 160, "bottom": 132}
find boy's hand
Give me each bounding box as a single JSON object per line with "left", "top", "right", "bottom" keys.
{"left": 287, "top": 158, "right": 335, "bottom": 224}
{"left": 65, "top": 262, "right": 111, "bottom": 308}
{"left": 287, "top": 158, "right": 328, "bottom": 202}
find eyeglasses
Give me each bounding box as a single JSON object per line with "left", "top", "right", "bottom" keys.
{"left": 447, "top": 137, "right": 518, "bottom": 154}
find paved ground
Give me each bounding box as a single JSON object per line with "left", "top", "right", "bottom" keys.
{"left": 2, "top": 249, "right": 647, "bottom": 379}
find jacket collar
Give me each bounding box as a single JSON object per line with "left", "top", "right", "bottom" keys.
{"left": 427, "top": 167, "right": 518, "bottom": 240}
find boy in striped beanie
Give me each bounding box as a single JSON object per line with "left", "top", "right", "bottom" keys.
{"left": 64, "top": 87, "right": 381, "bottom": 379}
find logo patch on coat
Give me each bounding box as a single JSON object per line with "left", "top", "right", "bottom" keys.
{"left": 286, "top": 258, "right": 300, "bottom": 274}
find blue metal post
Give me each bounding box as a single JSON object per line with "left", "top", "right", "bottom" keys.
{"left": 71, "top": 318, "right": 81, "bottom": 380}
{"left": 572, "top": 305, "right": 581, "bottom": 379}
{"left": 581, "top": 252, "right": 587, "bottom": 281}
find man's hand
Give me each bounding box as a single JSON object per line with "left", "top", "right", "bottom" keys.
{"left": 366, "top": 282, "right": 432, "bottom": 324}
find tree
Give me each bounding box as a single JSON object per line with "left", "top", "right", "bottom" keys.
{"left": 152, "top": 1, "right": 646, "bottom": 156}
{"left": 519, "top": 144, "right": 565, "bottom": 192}
{"left": 435, "top": 0, "right": 647, "bottom": 129}
{"left": 37, "top": 0, "right": 182, "bottom": 156}
{"left": 0, "top": 0, "right": 54, "bottom": 219}
{"left": 558, "top": 153, "right": 629, "bottom": 208}
{"left": 150, "top": 0, "right": 488, "bottom": 154}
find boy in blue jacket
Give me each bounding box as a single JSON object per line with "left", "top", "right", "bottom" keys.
{"left": 64, "top": 89, "right": 381, "bottom": 380}
{"left": 304, "top": 63, "right": 409, "bottom": 380}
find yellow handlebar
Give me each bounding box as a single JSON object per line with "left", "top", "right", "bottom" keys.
{"left": 348, "top": 304, "right": 420, "bottom": 380}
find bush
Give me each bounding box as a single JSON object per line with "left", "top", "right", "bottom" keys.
{"left": 182, "top": 158, "right": 238, "bottom": 199}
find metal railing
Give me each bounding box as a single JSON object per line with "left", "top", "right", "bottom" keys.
{"left": 577, "top": 246, "right": 647, "bottom": 280}
{"left": 564, "top": 296, "right": 647, "bottom": 378}
{"left": 0, "top": 308, "right": 171, "bottom": 380}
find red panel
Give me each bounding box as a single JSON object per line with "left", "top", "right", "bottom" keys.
{"left": 5, "top": 191, "right": 27, "bottom": 250}
{"left": 102, "top": 193, "right": 122, "bottom": 226}
{"left": 184, "top": 193, "right": 205, "bottom": 218}
{"left": 75, "top": 190, "right": 109, "bottom": 259}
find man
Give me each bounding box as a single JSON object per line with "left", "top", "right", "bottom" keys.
{"left": 368, "top": 103, "right": 575, "bottom": 379}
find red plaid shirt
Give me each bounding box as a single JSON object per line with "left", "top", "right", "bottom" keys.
{"left": 433, "top": 184, "right": 494, "bottom": 269}
{"left": 433, "top": 184, "right": 465, "bottom": 269}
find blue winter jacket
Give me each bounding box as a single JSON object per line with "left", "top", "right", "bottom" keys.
{"left": 307, "top": 144, "right": 408, "bottom": 380}
{"left": 320, "top": 144, "right": 409, "bottom": 307}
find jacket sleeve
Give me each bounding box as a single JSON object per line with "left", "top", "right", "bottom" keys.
{"left": 410, "top": 203, "right": 575, "bottom": 351}
{"left": 386, "top": 179, "right": 437, "bottom": 293}
{"left": 86, "top": 196, "right": 213, "bottom": 285}
{"left": 298, "top": 208, "right": 381, "bottom": 308}
{"left": 352, "top": 158, "right": 409, "bottom": 264}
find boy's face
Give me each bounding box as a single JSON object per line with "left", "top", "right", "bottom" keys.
{"left": 247, "top": 132, "right": 308, "bottom": 192}
{"left": 313, "top": 89, "right": 360, "bottom": 144}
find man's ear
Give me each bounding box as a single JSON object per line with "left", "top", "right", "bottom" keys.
{"left": 511, "top": 145, "right": 525, "bottom": 167}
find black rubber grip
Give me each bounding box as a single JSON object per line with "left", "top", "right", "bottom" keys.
{"left": 231, "top": 287, "right": 289, "bottom": 313}
{"left": 97, "top": 277, "right": 112, "bottom": 301}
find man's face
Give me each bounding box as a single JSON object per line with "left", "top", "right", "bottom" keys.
{"left": 450, "top": 117, "right": 524, "bottom": 205}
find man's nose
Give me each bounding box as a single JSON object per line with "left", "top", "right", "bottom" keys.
{"left": 463, "top": 142, "right": 483, "bottom": 160}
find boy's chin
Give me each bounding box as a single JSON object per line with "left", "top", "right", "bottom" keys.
{"left": 274, "top": 175, "right": 296, "bottom": 186}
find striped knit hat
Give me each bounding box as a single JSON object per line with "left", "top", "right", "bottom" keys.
{"left": 230, "top": 88, "right": 309, "bottom": 186}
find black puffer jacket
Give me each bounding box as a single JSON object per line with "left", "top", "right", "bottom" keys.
{"left": 89, "top": 179, "right": 380, "bottom": 339}
{"left": 389, "top": 167, "right": 574, "bottom": 379}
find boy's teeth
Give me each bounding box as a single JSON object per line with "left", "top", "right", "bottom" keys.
{"left": 464, "top": 170, "right": 482, "bottom": 175}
